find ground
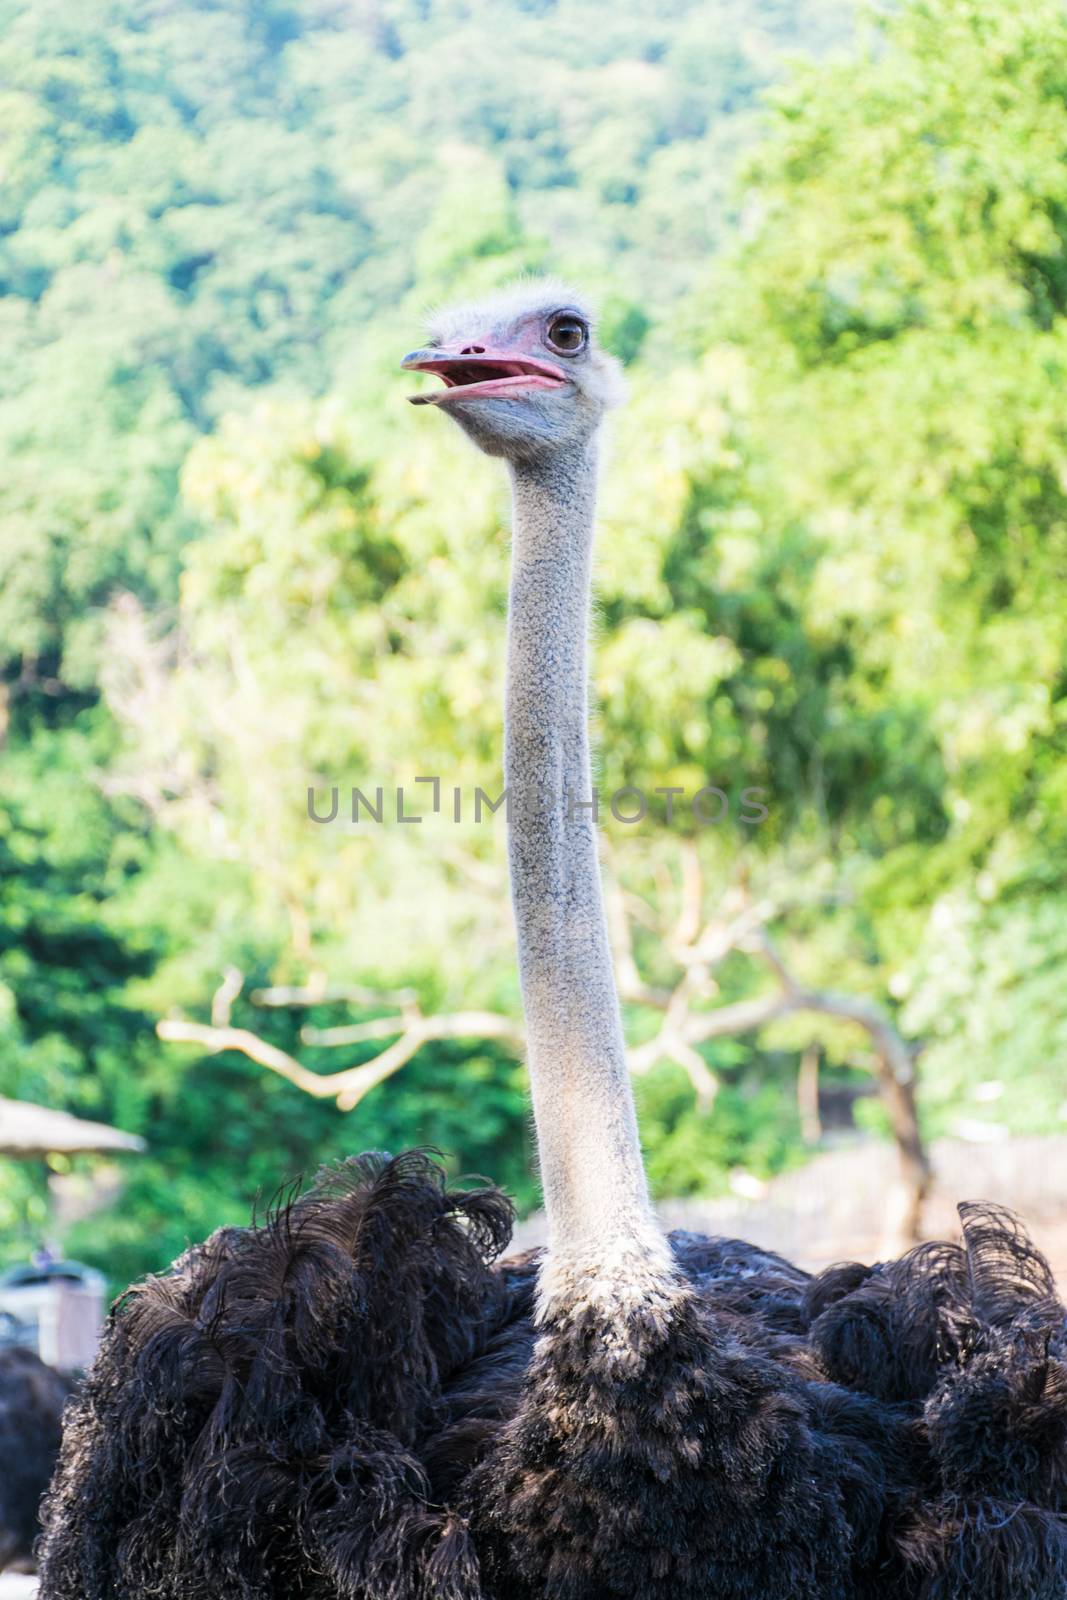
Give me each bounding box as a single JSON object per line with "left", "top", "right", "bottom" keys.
{"left": 512, "top": 1133, "right": 1067, "bottom": 1282}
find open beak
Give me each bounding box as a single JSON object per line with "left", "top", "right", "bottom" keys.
{"left": 401, "top": 347, "right": 569, "bottom": 405}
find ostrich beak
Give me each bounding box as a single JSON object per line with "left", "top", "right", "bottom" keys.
{"left": 401, "top": 347, "right": 569, "bottom": 405}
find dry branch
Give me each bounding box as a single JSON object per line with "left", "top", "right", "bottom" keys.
{"left": 250, "top": 979, "right": 418, "bottom": 1008}
{"left": 157, "top": 845, "right": 929, "bottom": 1250}
{"left": 601, "top": 854, "right": 930, "bottom": 1249}
{"left": 158, "top": 1009, "right": 525, "bottom": 1112}
{"left": 158, "top": 970, "right": 524, "bottom": 1112}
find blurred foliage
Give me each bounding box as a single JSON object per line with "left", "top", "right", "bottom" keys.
{"left": 1, "top": 0, "right": 1066, "bottom": 1288}
{"left": 0, "top": 0, "right": 846, "bottom": 688}
{"left": 713, "top": 0, "right": 1067, "bottom": 1113}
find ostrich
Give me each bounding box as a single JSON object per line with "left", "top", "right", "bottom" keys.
{"left": 0, "top": 1345, "right": 71, "bottom": 1572}
{"left": 38, "top": 282, "right": 1067, "bottom": 1599}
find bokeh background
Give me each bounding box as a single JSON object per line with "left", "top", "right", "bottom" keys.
{"left": 2, "top": 0, "right": 1067, "bottom": 1302}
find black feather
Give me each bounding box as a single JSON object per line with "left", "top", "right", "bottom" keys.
{"left": 36, "top": 1166, "right": 1067, "bottom": 1600}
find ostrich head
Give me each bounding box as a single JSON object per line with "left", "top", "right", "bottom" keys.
{"left": 402, "top": 279, "right": 623, "bottom": 461}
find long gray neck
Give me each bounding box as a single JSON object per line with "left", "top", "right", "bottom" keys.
{"left": 506, "top": 440, "right": 675, "bottom": 1314}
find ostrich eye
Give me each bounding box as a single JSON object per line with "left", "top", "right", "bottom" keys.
{"left": 546, "top": 315, "right": 587, "bottom": 354}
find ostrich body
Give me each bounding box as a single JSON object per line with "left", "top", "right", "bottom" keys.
{"left": 39, "top": 284, "right": 1067, "bottom": 1598}
{"left": 0, "top": 1345, "right": 71, "bottom": 1572}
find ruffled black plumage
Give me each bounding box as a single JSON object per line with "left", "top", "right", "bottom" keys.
{"left": 36, "top": 1158, "right": 1067, "bottom": 1599}
{"left": 39, "top": 1152, "right": 518, "bottom": 1599}
{"left": 804, "top": 1201, "right": 1067, "bottom": 1597}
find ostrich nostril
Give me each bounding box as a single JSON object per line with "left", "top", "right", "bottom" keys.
{"left": 460, "top": 344, "right": 486, "bottom": 355}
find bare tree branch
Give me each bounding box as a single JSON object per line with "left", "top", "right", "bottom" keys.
{"left": 612, "top": 871, "right": 931, "bottom": 1248}
{"left": 158, "top": 1006, "right": 524, "bottom": 1112}
{"left": 797, "top": 1044, "right": 822, "bottom": 1146}
{"left": 602, "top": 843, "right": 672, "bottom": 1010}
{"left": 211, "top": 966, "right": 245, "bottom": 1028}
{"left": 159, "top": 849, "right": 929, "bottom": 1249}
{"left": 300, "top": 1015, "right": 420, "bottom": 1047}
{"left": 685, "top": 991, "right": 794, "bottom": 1040}
{"left": 626, "top": 961, "right": 723, "bottom": 1108}
{"left": 673, "top": 839, "right": 704, "bottom": 950}
{"left": 628, "top": 1024, "right": 720, "bottom": 1108}
{"left": 250, "top": 979, "right": 418, "bottom": 1008}
{"left": 671, "top": 922, "right": 929, "bottom": 1251}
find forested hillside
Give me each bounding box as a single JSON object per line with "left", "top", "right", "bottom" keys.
{"left": 0, "top": 0, "right": 847, "bottom": 689}
{"left": 3, "top": 0, "right": 1065, "bottom": 1288}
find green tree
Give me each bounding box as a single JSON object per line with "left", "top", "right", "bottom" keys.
{"left": 706, "top": 0, "right": 1067, "bottom": 1121}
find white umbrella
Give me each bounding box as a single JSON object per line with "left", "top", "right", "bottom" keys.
{"left": 0, "top": 1098, "right": 145, "bottom": 1158}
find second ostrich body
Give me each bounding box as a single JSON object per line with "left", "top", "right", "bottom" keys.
{"left": 0, "top": 1346, "right": 71, "bottom": 1573}
{"left": 39, "top": 284, "right": 1067, "bottom": 1598}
